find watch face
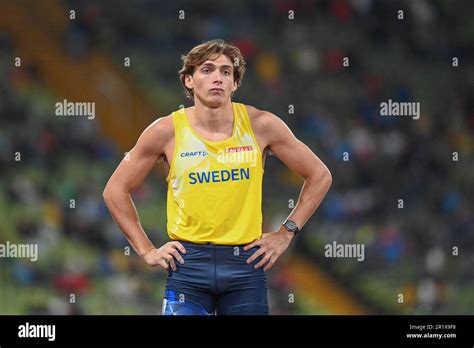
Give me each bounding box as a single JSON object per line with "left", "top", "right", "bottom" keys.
{"left": 285, "top": 220, "right": 298, "bottom": 231}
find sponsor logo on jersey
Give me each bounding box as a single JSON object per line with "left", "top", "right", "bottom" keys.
{"left": 225, "top": 146, "right": 253, "bottom": 153}
{"left": 180, "top": 150, "right": 208, "bottom": 157}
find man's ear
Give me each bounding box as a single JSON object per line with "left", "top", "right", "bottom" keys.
{"left": 231, "top": 81, "right": 238, "bottom": 93}
{"left": 184, "top": 74, "right": 194, "bottom": 90}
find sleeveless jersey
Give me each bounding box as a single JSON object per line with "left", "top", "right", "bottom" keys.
{"left": 166, "top": 102, "right": 263, "bottom": 245}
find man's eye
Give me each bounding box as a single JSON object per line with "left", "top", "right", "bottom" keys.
{"left": 224, "top": 70, "right": 231, "bottom": 76}
{"left": 202, "top": 68, "right": 210, "bottom": 73}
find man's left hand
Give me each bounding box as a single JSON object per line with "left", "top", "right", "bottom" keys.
{"left": 243, "top": 226, "right": 294, "bottom": 271}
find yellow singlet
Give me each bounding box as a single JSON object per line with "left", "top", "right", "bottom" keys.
{"left": 166, "top": 102, "right": 263, "bottom": 245}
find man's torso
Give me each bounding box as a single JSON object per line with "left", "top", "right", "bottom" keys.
{"left": 162, "top": 102, "right": 268, "bottom": 245}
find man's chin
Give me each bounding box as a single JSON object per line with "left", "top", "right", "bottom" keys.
{"left": 201, "top": 95, "right": 228, "bottom": 108}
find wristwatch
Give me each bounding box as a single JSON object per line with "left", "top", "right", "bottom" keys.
{"left": 282, "top": 219, "right": 300, "bottom": 236}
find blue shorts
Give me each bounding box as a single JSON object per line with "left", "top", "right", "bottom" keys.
{"left": 162, "top": 241, "right": 269, "bottom": 315}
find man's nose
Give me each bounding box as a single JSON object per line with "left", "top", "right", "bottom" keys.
{"left": 211, "top": 70, "right": 224, "bottom": 83}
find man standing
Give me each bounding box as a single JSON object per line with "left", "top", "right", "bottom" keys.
{"left": 103, "top": 39, "right": 332, "bottom": 315}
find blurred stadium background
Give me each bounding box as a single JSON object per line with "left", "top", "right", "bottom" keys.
{"left": 0, "top": 0, "right": 473, "bottom": 315}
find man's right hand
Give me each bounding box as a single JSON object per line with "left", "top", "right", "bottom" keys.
{"left": 142, "top": 241, "right": 187, "bottom": 271}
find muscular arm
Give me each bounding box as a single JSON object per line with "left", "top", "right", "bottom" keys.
{"left": 244, "top": 108, "right": 332, "bottom": 270}
{"left": 264, "top": 113, "right": 332, "bottom": 231}
{"left": 102, "top": 116, "right": 172, "bottom": 258}
{"left": 250, "top": 107, "right": 332, "bottom": 232}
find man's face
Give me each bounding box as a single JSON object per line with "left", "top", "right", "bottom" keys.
{"left": 185, "top": 54, "right": 237, "bottom": 107}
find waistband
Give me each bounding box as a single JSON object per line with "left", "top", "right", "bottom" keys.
{"left": 177, "top": 240, "right": 251, "bottom": 249}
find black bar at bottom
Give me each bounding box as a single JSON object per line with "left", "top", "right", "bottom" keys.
{"left": 0, "top": 315, "right": 472, "bottom": 346}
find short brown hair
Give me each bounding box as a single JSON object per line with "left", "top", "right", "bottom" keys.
{"left": 178, "top": 39, "right": 246, "bottom": 100}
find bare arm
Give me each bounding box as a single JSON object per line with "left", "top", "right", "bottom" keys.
{"left": 245, "top": 110, "right": 332, "bottom": 271}
{"left": 265, "top": 113, "right": 332, "bottom": 230}
{"left": 103, "top": 116, "right": 186, "bottom": 270}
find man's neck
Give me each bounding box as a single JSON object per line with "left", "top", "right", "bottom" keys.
{"left": 191, "top": 99, "right": 234, "bottom": 133}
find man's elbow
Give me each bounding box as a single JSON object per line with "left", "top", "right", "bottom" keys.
{"left": 318, "top": 166, "right": 332, "bottom": 191}
{"left": 324, "top": 168, "right": 332, "bottom": 189}
{"left": 102, "top": 181, "right": 117, "bottom": 204}
{"left": 103, "top": 181, "right": 130, "bottom": 204}
{"left": 102, "top": 186, "right": 112, "bottom": 204}
{"left": 311, "top": 166, "right": 332, "bottom": 189}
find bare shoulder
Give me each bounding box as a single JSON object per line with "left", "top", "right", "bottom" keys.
{"left": 144, "top": 114, "right": 174, "bottom": 136}
{"left": 244, "top": 104, "right": 275, "bottom": 128}
{"left": 244, "top": 104, "right": 293, "bottom": 143}
{"left": 135, "top": 114, "right": 174, "bottom": 155}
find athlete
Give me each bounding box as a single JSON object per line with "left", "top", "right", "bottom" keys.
{"left": 103, "top": 39, "right": 332, "bottom": 315}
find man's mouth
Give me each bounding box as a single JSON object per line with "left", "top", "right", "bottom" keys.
{"left": 210, "top": 88, "right": 224, "bottom": 93}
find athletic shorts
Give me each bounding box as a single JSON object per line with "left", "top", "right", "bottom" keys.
{"left": 162, "top": 241, "right": 269, "bottom": 315}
